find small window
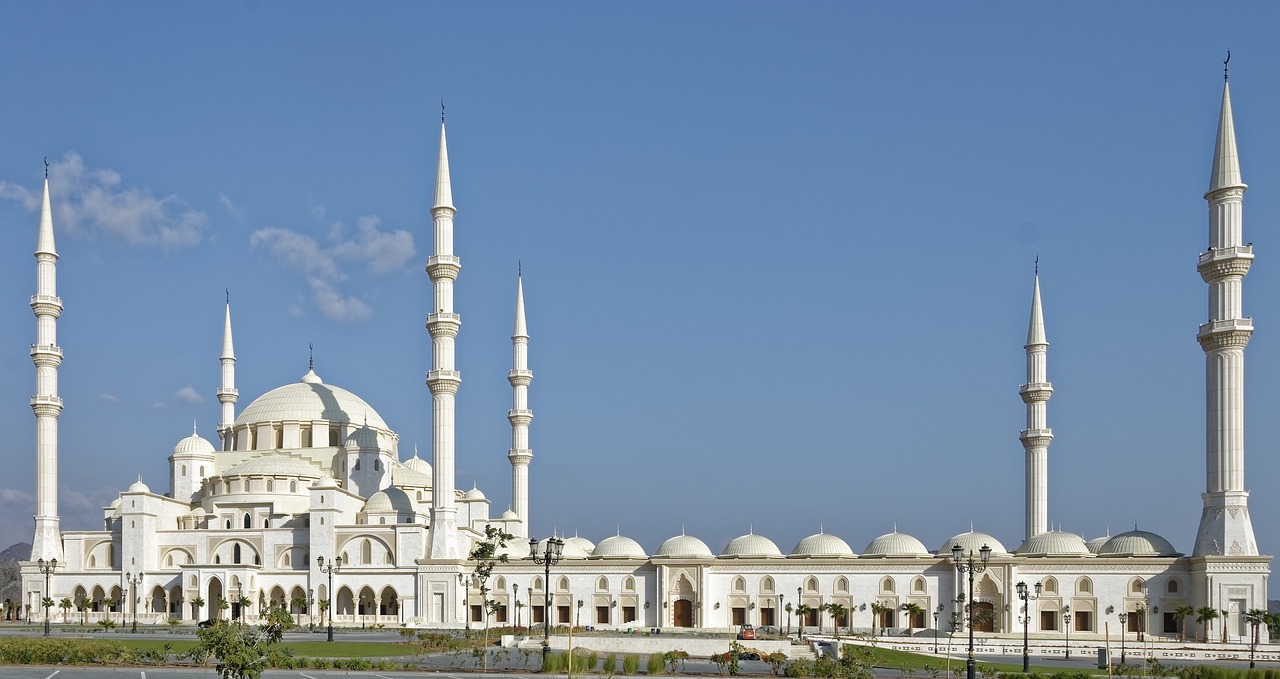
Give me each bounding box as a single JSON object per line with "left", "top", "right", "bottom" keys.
{"left": 234, "top": 544, "right": 242, "bottom": 564}
{"left": 760, "top": 576, "right": 774, "bottom": 593}
{"left": 243, "top": 514, "right": 251, "bottom": 529}
{"left": 181, "top": 465, "right": 187, "bottom": 476}
{"left": 732, "top": 577, "right": 745, "bottom": 593}
{"left": 199, "top": 465, "right": 205, "bottom": 476}
{"left": 598, "top": 577, "right": 610, "bottom": 591}
{"left": 353, "top": 459, "right": 360, "bottom": 471}
{"left": 267, "top": 480, "right": 274, "bottom": 492}
{"left": 225, "top": 519, "right": 231, "bottom": 529}
{"left": 1042, "top": 577, "right": 1058, "bottom": 594}
{"left": 880, "top": 577, "right": 895, "bottom": 594}
{"left": 838, "top": 577, "right": 851, "bottom": 593}
{"left": 290, "top": 480, "right": 297, "bottom": 493}
{"left": 805, "top": 577, "right": 819, "bottom": 593}
{"left": 624, "top": 577, "right": 636, "bottom": 592}
{"left": 379, "top": 517, "right": 386, "bottom": 524}
{"left": 911, "top": 577, "right": 925, "bottom": 594}
{"left": 374, "top": 459, "right": 381, "bottom": 472}
{"left": 1167, "top": 580, "right": 1179, "bottom": 594}
{"left": 1131, "top": 578, "right": 1145, "bottom": 594}
{"left": 1077, "top": 578, "right": 1093, "bottom": 595}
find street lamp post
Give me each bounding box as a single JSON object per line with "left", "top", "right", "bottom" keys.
{"left": 36, "top": 558, "right": 57, "bottom": 637}
{"left": 459, "top": 573, "right": 471, "bottom": 632}
{"left": 1118, "top": 612, "right": 1127, "bottom": 665}
{"left": 951, "top": 543, "right": 992, "bottom": 679}
{"left": 317, "top": 556, "right": 341, "bottom": 642}
{"left": 778, "top": 594, "right": 785, "bottom": 635}
{"left": 933, "top": 608, "right": 941, "bottom": 653}
{"left": 1063, "top": 608, "right": 1071, "bottom": 660}
{"left": 530, "top": 536, "right": 565, "bottom": 671}
{"left": 1016, "top": 581, "right": 1042, "bottom": 672}
{"left": 513, "top": 583, "right": 520, "bottom": 629}
{"left": 124, "top": 571, "right": 142, "bottom": 633}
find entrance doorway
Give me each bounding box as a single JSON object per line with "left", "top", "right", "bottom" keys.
{"left": 673, "top": 599, "right": 693, "bottom": 627}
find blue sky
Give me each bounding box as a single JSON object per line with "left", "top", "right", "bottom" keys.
{"left": 2, "top": 3, "right": 1280, "bottom": 559}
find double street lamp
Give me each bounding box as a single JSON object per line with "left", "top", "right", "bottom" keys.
{"left": 36, "top": 558, "right": 57, "bottom": 637}
{"left": 1016, "top": 581, "right": 1042, "bottom": 672}
{"left": 124, "top": 572, "right": 143, "bottom": 633}
{"left": 951, "top": 543, "right": 992, "bottom": 679}
{"left": 1062, "top": 607, "right": 1072, "bottom": 660}
{"left": 317, "top": 556, "right": 341, "bottom": 642}
{"left": 529, "top": 536, "right": 565, "bottom": 670}
{"left": 1118, "top": 612, "right": 1128, "bottom": 665}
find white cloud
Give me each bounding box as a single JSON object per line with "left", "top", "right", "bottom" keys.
{"left": 250, "top": 216, "right": 413, "bottom": 323}
{"left": 0, "top": 152, "right": 207, "bottom": 248}
{"left": 174, "top": 386, "right": 204, "bottom": 404}
{"left": 218, "top": 192, "right": 246, "bottom": 221}
{"left": 153, "top": 401, "right": 167, "bottom": 409}
{"left": 98, "top": 393, "right": 120, "bottom": 403}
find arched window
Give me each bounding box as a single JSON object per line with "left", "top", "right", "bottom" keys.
{"left": 1076, "top": 578, "right": 1092, "bottom": 595}
{"left": 374, "top": 459, "right": 381, "bottom": 472}
{"left": 533, "top": 577, "right": 544, "bottom": 590}
{"left": 243, "top": 513, "right": 251, "bottom": 529}
{"left": 760, "top": 576, "right": 775, "bottom": 593}
{"left": 199, "top": 465, "right": 205, "bottom": 476}
{"left": 181, "top": 465, "right": 187, "bottom": 476}
{"left": 1042, "top": 577, "right": 1058, "bottom": 594}
{"left": 233, "top": 544, "right": 242, "bottom": 564}
{"left": 89, "top": 555, "right": 96, "bottom": 568}
{"left": 1131, "top": 578, "right": 1145, "bottom": 594}
{"left": 805, "top": 577, "right": 819, "bottom": 593}
{"left": 732, "top": 577, "right": 746, "bottom": 593}
{"left": 837, "top": 577, "right": 851, "bottom": 593}
{"left": 558, "top": 577, "right": 569, "bottom": 591}
{"left": 290, "top": 480, "right": 297, "bottom": 493}
{"left": 624, "top": 577, "right": 635, "bottom": 592}
{"left": 225, "top": 519, "right": 231, "bottom": 529}
{"left": 1167, "top": 580, "right": 1179, "bottom": 594}
{"left": 598, "top": 577, "right": 610, "bottom": 592}
{"left": 361, "top": 540, "right": 373, "bottom": 564}
{"left": 166, "top": 554, "right": 174, "bottom": 567}
{"left": 880, "top": 577, "right": 895, "bottom": 594}
{"left": 911, "top": 577, "right": 925, "bottom": 594}
{"left": 267, "top": 480, "right": 273, "bottom": 492}
{"left": 214, "top": 555, "right": 221, "bottom": 564}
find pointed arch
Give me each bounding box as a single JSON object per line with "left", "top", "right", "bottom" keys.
{"left": 557, "top": 576, "right": 570, "bottom": 592}
{"left": 379, "top": 586, "right": 399, "bottom": 615}
{"left": 760, "top": 576, "right": 775, "bottom": 593}
{"left": 880, "top": 577, "right": 895, "bottom": 594}
{"left": 805, "top": 576, "right": 819, "bottom": 593}
{"left": 1042, "top": 577, "right": 1059, "bottom": 594}
{"left": 836, "top": 577, "right": 850, "bottom": 594}
{"left": 597, "top": 577, "right": 610, "bottom": 592}
{"left": 1076, "top": 577, "right": 1093, "bottom": 595}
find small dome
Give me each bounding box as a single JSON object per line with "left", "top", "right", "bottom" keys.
{"left": 790, "top": 533, "right": 856, "bottom": 558}
{"left": 393, "top": 464, "right": 432, "bottom": 488}
{"left": 861, "top": 531, "right": 930, "bottom": 557}
{"left": 565, "top": 535, "right": 596, "bottom": 553}
{"left": 655, "top": 534, "right": 714, "bottom": 559}
{"left": 109, "top": 497, "right": 122, "bottom": 509}
{"left": 1097, "top": 530, "right": 1180, "bottom": 557}
{"left": 127, "top": 478, "right": 151, "bottom": 493}
{"left": 1016, "top": 531, "right": 1092, "bottom": 557}
{"left": 223, "top": 456, "right": 324, "bottom": 478}
{"left": 938, "top": 531, "right": 1009, "bottom": 557}
{"left": 173, "top": 431, "right": 215, "bottom": 457}
{"left": 500, "top": 509, "right": 519, "bottom": 521}
{"left": 363, "top": 486, "right": 415, "bottom": 514}
{"left": 312, "top": 476, "right": 338, "bottom": 489}
{"left": 344, "top": 425, "right": 380, "bottom": 450}
{"left": 720, "top": 533, "right": 782, "bottom": 558}
{"left": 530, "top": 537, "right": 589, "bottom": 560}
{"left": 403, "top": 455, "right": 432, "bottom": 474}
{"left": 593, "top": 535, "right": 647, "bottom": 559}
{"left": 463, "top": 485, "right": 488, "bottom": 502}
{"left": 1085, "top": 535, "right": 1111, "bottom": 554}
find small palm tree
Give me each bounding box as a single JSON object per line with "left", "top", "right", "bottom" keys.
{"left": 870, "top": 602, "right": 890, "bottom": 637}
{"left": 41, "top": 597, "right": 55, "bottom": 624}
{"left": 102, "top": 598, "right": 116, "bottom": 625}
{"left": 76, "top": 596, "right": 90, "bottom": 625}
{"left": 217, "top": 597, "right": 229, "bottom": 622}
{"left": 1196, "top": 607, "right": 1219, "bottom": 643}
{"left": 1246, "top": 609, "right": 1267, "bottom": 648}
{"left": 191, "top": 596, "right": 205, "bottom": 621}
{"left": 825, "top": 603, "right": 848, "bottom": 641}
{"left": 902, "top": 602, "right": 924, "bottom": 636}
{"left": 1174, "top": 605, "right": 1194, "bottom": 642}
{"left": 319, "top": 598, "right": 331, "bottom": 626}
{"left": 291, "top": 595, "right": 308, "bottom": 626}
{"left": 795, "top": 604, "right": 812, "bottom": 637}
{"left": 59, "top": 597, "right": 72, "bottom": 623}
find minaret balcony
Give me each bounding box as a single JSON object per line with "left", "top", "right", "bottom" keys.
{"left": 1019, "top": 428, "right": 1054, "bottom": 444}
{"left": 1198, "top": 245, "right": 1254, "bottom": 282}
{"left": 426, "top": 255, "right": 461, "bottom": 281}
{"left": 1197, "top": 318, "right": 1253, "bottom": 350}
{"left": 508, "top": 408, "right": 533, "bottom": 426}
{"left": 216, "top": 387, "right": 239, "bottom": 399}
{"left": 29, "top": 344, "right": 63, "bottom": 359}
{"left": 427, "top": 312, "right": 461, "bottom": 337}
{"left": 507, "top": 369, "right": 533, "bottom": 386}
{"left": 29, "top": 394, "right": 64, "bottom": 412}
{"left": 1018, "top": 382, "right": 1053, "bottom": 403}
{"left": 427, "top": 370, "right": 462, "bottom": 394}
{"left": 29, "top": 295, "right": 63, "bottom": 315}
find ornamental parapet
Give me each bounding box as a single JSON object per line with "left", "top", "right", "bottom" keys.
{"left": 216, "top": 387, "right": 239, "bottom": 400}
{"left": 427, "top": 369, "right": 462, "bottom": 394}
{"left": 1198, "top": 245, "right": 1254, "bottom": 282}
{"left": 1205, "top": 185, "right": 1246, "bottom": 202}
{"left": 427, "top": 312, "right": 461, "bottom": 337}
{"left": 1019, "top": 428, "right": 1054, "bottom": 446}
{"left": 30, "top": 394, "right": 63, "bottom": 415}
{"left": 508, "top": 448, "right": 533, "bottom": 462}
{"left": 1197, "top": 319, "right": 1253, "bottom": 350}
{"left": 426, "top": 255, "right": 461, "bottom": 281}
{"left": 508, "top": 369, "right": 533, "bottom": 386}
{"left": 1018, "top": 381, "right": 1053, "bottom": 403}
{"left": 29, "top": 295, "right": 63, "bottom": 316}
{"left": 508, "top": 408, "right": 533, "bottom": 426}
{"left": 29, "top": 344, "right": 63, "bottom": 365}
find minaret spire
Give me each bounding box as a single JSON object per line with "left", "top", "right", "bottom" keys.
{"left": 216, "top": 292, "right": 239, "bottom": 450}
{"left": 1194, "top": 76, "right": 1258, "bottom": 556}
{"left": 508, "top": 274, "right": 533, "bottom": 537}
{"left": 31, "top": 172, "right": 64, "bottom": 562}
{"left": 1019, "top": 267, "right": 1053, "bottom": 541}
{"left": 426, "top": 116, "right": 462, "bottom": 559}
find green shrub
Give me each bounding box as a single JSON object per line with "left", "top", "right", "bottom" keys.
{"left": 604, "top": 653, "right": 617, "bottom": 674}
{"left": 543, "top": 651, "right": 568, "bottom": 673}
{"left": 784, "top": 659, "right": 813, "bottom": 677}
{"left": 647, "top": 653, "right": 666, "bottom": 675}
{"left": 623, "top": 653, "right": 641, "bottom": 675}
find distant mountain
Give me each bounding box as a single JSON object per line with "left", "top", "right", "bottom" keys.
{"left": 1270, "top": 600, "right": 1280, "bottom": 614}
{"left": 0, "top": 543, "right": 30, "bottom": 563}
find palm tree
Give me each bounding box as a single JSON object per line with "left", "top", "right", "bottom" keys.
{"left": 795, "top": 604, "right": 812, "bottom": 638}
{"left": 76, "top": 596, "right": 90, "bottom": 625}
{"left": 1195, "top": 607, "right": 1219, "bottom": 643}
{"left": 290, "top": 595, "right": 308, "bottom": 626}
{"left": 59, "top": 597, "right": 72, "bottom": 623}
{"left": 319, "top": 599, "right": 331, "bottom": 626}
{"left": 870, "top": 602, "right": 890, "bottom": 638}
{"left": 217, "top": 597, "right": 229, "bottom": 622}
{"left": 825, "top": 603, "right": 848, "bottom": 641}
{"left": 1222, "top": 609, "right": 1231, "bottom": 643}
{"left": 102, "top": 597, "right": 116, "bottom": 625}
{"left": 191, "top": 596, "right": 205, "bottom": 622}
{"left": 1246, "top": 609, "right": 1267, "bottom": 650}
{"left": 1174, "top": 605, "right": 1194, "bottom": 642}
{"left": 902, "top": 603, "right": 924, "bottom": 636}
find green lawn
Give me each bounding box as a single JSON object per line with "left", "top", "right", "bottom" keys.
{"left": 121, "top": 639, "right": 421, "bottom": 658}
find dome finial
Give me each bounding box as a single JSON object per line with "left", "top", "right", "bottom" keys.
{"left": 192, "top": 419, "right": 197, "bottom": 436}
{"left": 309, "top": 342, "right": 314, "bottom": 372}
{"left": 1224, "top": 50, "right": 1231, "bottom": 82}
{"left": 44, "top": 156, "right": 49, "bottom": 179}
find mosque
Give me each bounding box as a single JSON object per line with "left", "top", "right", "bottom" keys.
{"left": 19, "top": 80, "right": 1271, "bottom": 644}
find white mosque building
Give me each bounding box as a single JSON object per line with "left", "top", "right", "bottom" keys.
{"left": 19, "top": 80, "right": 1271, "bottom": 643}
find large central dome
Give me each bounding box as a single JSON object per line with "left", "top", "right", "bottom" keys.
{"left": 235, "top": 369, "right": 390, "bottom": 431}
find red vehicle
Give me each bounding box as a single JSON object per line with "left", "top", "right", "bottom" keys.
{"left": 737, "top": 624, "right": 757, "bottom": 640}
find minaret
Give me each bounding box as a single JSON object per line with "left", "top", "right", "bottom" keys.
{"left": 30, "top": 172, "right": 64, "bottom": 562}
{"left": 426, "top": 115, "right": 462, "bottom": 559}
{"left": 216, "top": 295, "right": 238, "bottom": 451}
{"left": 1194, "top": 77, "right": 1258, "bottom": 557}
{"left": 508, "top": 275, "right": 533, "bottom": 537}
{"left": 1019, "top": 269, "right": 1053, "bottom": 541}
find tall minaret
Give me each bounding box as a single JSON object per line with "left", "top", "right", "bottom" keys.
{"left": 30, "top": 171, "right": 64, "bottom": 562}
{"left": 216, "top": 295, "right": 238, "bottom": 451}
{"left": 1193, "top": 76, "right": 1258, "bottom": 557}
{"left": 507, "top": 275, "right": 533, "bottom": 537}
{"left": 426, "top": 115, "right": 461, "bottom": 559}
{"left": 1019, "top": 268, "right": 1053, "bottom": 541}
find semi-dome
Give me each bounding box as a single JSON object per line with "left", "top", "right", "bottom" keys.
{"left": 593, "top": 535, "right": 647, "bottom": 559}
{"left": 862, "top": 531, "right": 929, "bottom": 557}
{"left": 1085, "top": 534, "right": 1111, "bottom": 554}
{"left": 235, "top": 370, "right": 390, "bottom": 432}
{"left": 655, "top": 534, "right": 714, "bottom": 559}
{"left": 938, "top": 531, "right": 1009, "bottom": 557}
{"left": 790, "top": 533, "right": 856, "bottom": 558}
{"left": 720, "top": 533, "right": 782, "bottom": 558}
{"left": 1097, "top": 530, "right": 1180, "bottom": 557}
{"left": 173, "top": 431, "right": 215, "bottom": 456}
{"left": 364, "top": 486, "right": 416, "bottom": 514}
{"left": 565, "top": 535, "right": 596, "bottom": 554}
{"left": 223, "top": 456, "right": 324, "bottom": 478}
{"left": 1016, "top": 531, "right": 1092, "bottom": 557}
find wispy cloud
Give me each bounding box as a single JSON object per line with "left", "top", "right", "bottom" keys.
{"left": 174, "top": 386, "right": 204, "bottom": 404}
{"left": 0, "top": 152, "right": 207, "bottom": 248}
{"left": 250, "top": 215, "right": 415, "bottom": 323}
{"left": 153, "top": 401, "right": 167, "bottom": 409}
{"left": 98, "top": 393, "right": 120, "bottom": 403}
{"left": 218, "top": 192, "right": 246, "bottom": 221}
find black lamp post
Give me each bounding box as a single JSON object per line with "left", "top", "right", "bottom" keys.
{"left": 317, "top": 556, "right": 341, "bottom": 642}
{"left": 951, "top": 543, "right": 992, "bottom": 679}
{"left": 1063, "top": 608, "right": 1071, "bottom": 660}
{"left": 36, "top": 558, "right": 56, "bottom": 637}
{"left": 459, "top": 573, "right": 471, "bottom": 632}
{"left": 779, "top": 593, "right": 786, "bottom": 635}
{"left": 933, "top": 607, "right": 941, "bottom": 653}
{"left": 124, "top": 571, "right": 142, "bottom": 633}
{"left": 513, "top": 583, "right": 520, "bottom": 629}
{"left": 530, "top": 536, "right": 564, "bottom": 670}
{"left": 1118, "top": 612, "right": 1127, "bottom": 665}
{"left": 1016, "top": 581, "right": 1042, "bottom": 672}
